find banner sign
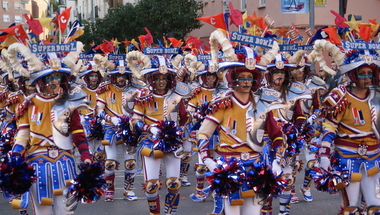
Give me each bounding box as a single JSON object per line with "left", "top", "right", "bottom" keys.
{"left": 229, "top": 31, "right": 275, "bottom": 48}
{"left": 31, "top": 42, "right": 77, "bottom": 53}
{"left": 144, "top": 47, "right": 180, "bottom": 55}
{"left": 281, "top": 0, "right": 309, "bottom": 14}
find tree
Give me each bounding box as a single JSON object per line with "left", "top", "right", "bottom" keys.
{"left": 77, "top": 0, "right": 203, "bottom": 52}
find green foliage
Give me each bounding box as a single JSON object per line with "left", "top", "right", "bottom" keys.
{"left": 77, "top": 0, "right": 203, "bottom": 52}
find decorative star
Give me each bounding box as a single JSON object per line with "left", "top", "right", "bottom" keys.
{"left": 111, "top": 37, "right": 121, "bottom": 47}
{"left": 247, "top": 11, "right": 262, "bottom": 28}
{"left": 277, "top": 26, "right": 288, "bottom": 38}
{"left": 121, "top": 38, "right": 131, "bottom": 47}
{"left": 267, "top": 28, "right": 277, "bottom": 34}
{"left": 277, "top": 36, "right": 284, "bottom": 45}
{"left": 38, "top": 11, "right": 53, "bottom": 31}
{"left": 345, "top": 15, "right": 361, "bottom": 32}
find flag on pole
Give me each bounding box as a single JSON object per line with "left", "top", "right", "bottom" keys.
{"left": 58, "top": 7, "right": 72, "bottom": 33}
{"left": 196, "top": 13, "right": 227, "bottom": 30}
{"left": 0, "top": 24, "right": 29, "bottom": 39}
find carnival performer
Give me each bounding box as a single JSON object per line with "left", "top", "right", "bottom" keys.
{"left": 261, "top": 51, "right": 319, "bottom": 215}
{"left": 95, "top": 54, "right": 143, "bottom": 202}
{"left": 77, "top": 58, "right": 106, "bottom": 162}
{"left": 171, "top": 53, "right": 198, "bottom": 187}
{"left": 130, "top": 53, "right": 190, "bottom": 215}
{"left": 290, "top": 54, "right": 327, "bottom": 204}
{"left": 7, "top": 41, "right": 92, "bottom": 215}
{"left": 187, "top": 59, "right": 225, "bottom": 202}
{"left": 196, "top": 29, "right": 284, "bottom": 215}
{"left": 312, "top": 39, "right": 380, "bottom": 214}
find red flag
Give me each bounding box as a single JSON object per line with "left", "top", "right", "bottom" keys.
{"left": 0, "top": 24, "right": 28, "bottom": 39}
{"left": 358, "top": 25, "right": 371, "bottom": 42}
{"left": 196, "top": 13, "right": 227, "bottom": 30}
{"left": 330, "top": 10, "right": 349, "bottom": 28}
{"left": 138, "top": 35, "right": 146, "bottom": 50}
{"left": 144, "top": 27, "right": 153, "bottom": 45}
{"left": 228, "top": 2, "right": 242, "bottom": 26}
{"left": 321, "top": 27, "right": 342, "bottom": 45}
{"left": 58, "top": 7, "right": 72, "bottom": 33}
{"left": 167, "top": 38, "right": 182, "bottom": 47}
{"left": 24, "top": 14, "right": 43, "bottom": 36}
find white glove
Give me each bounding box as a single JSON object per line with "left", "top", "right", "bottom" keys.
{"left": 203, "top": 158, "right": 218, "bottom": 173}
{"left": 307, "top": 114, "right": 317, "bottom": 125}
{"left": 150, "top": 126, "right": 161, "bottom": 138}
{"left": 111, "top": 116, "right": 120, "bottom": 126}
{"left": 271, "top": 160, "right": 282, "bottom": 176}
{"left": 319, "top": 156, "right": 331, "bottom": 171}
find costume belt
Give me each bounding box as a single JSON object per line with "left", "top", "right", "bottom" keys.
{"left": 335, "top": 139, "right": 379, "bottom": 156}
{"left": 27, "top": 146, "right": 73, "bottom": 162}
{"left": 217, "top": 151, "right": 259, "bottom": 161}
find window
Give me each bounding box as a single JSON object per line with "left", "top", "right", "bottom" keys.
{"left": 14, "top": 15, "right": 22, "bottom": 22}
{"left": 241, "top": 0, "right": 247, "bottom": 11}
{"left": 259, "top": 0, "right": 266, "bottom": 7}
{"left": 14, "top": 1, "right": 20, "bottom": 9}
{"left": 3, "top": 14, "right": 10, "bottom": 22}
{"left": 2, "top": 1, "right": 9, "bottom": 10}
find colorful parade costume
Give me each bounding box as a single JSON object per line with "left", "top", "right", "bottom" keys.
{"left": 95, "top": 54, "right": 143, "bottom": 202}
{"left": 312, "top": 39, "right": 380, "bottom": 214}
{"left": 131, "top": 53, "right": 190, "bottom": 215}
{"left": 8, "top": 41, "right": 92, "bottom": 215}
{"left": 196, "top": 29, "right": 285, "bottom": 215}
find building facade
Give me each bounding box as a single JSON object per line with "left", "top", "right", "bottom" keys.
{"left": 0, "top": 0, "right": 30, "bottom": 29}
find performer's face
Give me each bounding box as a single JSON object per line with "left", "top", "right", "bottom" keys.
{"left": 115, "top": 73, "right": 127, "bottom": 88}
{"left": 153, "top": 73, "right": 168, "bottom": 94}
{"left": 202, "top": 73, "right": 217, "bottom": 88}
{"left": 42, "top": 72, "right": 62, "bottom": 94}
{"left": 87, "top": 72, "right": 99, "bottom": 89}
{"left": 294, "top": 69, "right": 304, "bottom": 82}
{"left": 235, "top": 71, "right": 253, "bottom": 93}
{"left": 271, "top": 69, "right": 285, "bottom": 90}
{"left": 356, "top": 66, "right": 373, "bottom": 88}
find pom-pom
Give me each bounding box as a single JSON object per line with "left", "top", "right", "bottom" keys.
{"left": 153, "top": 120, "right": 184, "bottom": 153}
{"left": 0, "top": 153, "right": 36, "bottom": 196}
{"left": 82, "top": 116, "right": 104, "bottom": 141}
{"left": 205, "top": 157, "right": 245, "bottom": 197}
{"left": 246, "top": 162, "right": 287, "bottom": 198}
{"left": 115, "top": 115, "right": 141, "bottom": 148}
{"left": 67, "top": 162, "right": 106, "bottom": 204}
{"left": 0, "top": 120, "right": 18, "bottom": 156}
{"left": 310, "top": 166, "right": 349, "bottom": 194}
{"left": 281, "top": 121, "right": 304, "bottom": 157}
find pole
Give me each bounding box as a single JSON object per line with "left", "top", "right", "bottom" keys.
{"left": 91, "top": 0, "right": 95, "bottom": 23}
{"left": 309, "top": 0, "right": 315, "bottom": 71}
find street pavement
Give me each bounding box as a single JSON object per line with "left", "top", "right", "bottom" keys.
{"left": 0, "top": 152, "right": 342, "bottom": 215}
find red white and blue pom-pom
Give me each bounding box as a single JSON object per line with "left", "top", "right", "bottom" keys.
{"left": 153, "top": 120, "right": 184, "bottom": 153}
{"left": 0, "top": 120, "right": 18, "bottom": 157}
{"left": 0, "top": 153, "right": 36, "bottom": 196}
{"left": 116, "top": 115, "right": 141, "bottom": 147}
{"left": 281, "top": 121, "right": 304, "bottom": 157}
{"left": 310, "top": 167, "right": 349, "bottom": 194}
{"left": 246, "top": 162, "right": 287, "bottom": 198}
{"left": 67, "top": 162, "right": 106, "bottom": 204}
{"left": 205, "top": 157, "right": 245, "bottom": 197}
{"left": 82, "top": 116, "right": 104, "bottom": 141}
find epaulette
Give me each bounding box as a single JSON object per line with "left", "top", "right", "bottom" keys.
{"left": 16, "top": 94, "right": 35, "bottom": 119}
{"left": 207, "top": 93, "right": 233, "bottom": 114}
{"left": 136, "top": 87, "right": 149, "bottom": 98}
{"left": 96, "top": 81, "right": 111, "bottom": 94}
{"left": 4, "top": 92, "right": 21, "bottom": 107}
{"left": 321, "top": 85, "right": 350, "bottom": 119}
{"left": 0, "top": 90, "right": 9, "bottom": 102}
{"left": 134, "top": 93, "right": 154, "bottom": 105}
{"left": 187, "top": 86, "right": 201, "bottom": 100}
